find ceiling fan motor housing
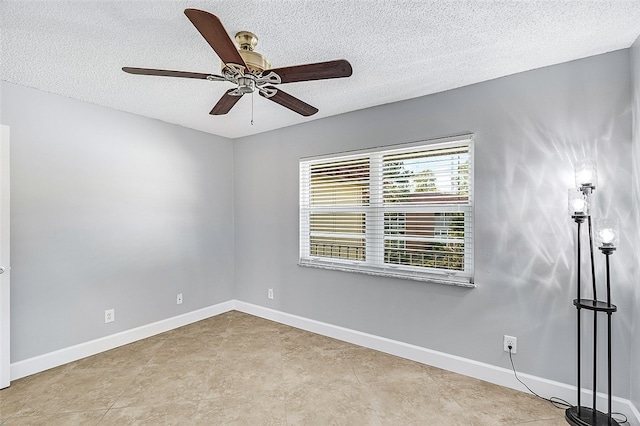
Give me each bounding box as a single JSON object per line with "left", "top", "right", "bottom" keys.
{"left": 221, "top": 31, "right": 271, "bottom": 74}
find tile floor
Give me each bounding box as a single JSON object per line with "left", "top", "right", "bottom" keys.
{"left": 0, "top": 311, "right": 568, "bottom": 425}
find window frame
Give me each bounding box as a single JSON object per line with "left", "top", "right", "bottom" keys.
{"left": 299, "top": 134, "right": 475, "bottom": 287}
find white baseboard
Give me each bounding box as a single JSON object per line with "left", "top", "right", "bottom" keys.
{"left": 234, "top": 301, "right": 640, "bottom": 426}
{"left": 10, "top": 300, "right": 235, "bottom": 381}
{"left": 9, "top": 299, "right": 639, "bottom": 425}
{"left": 631, "top": 402, "right": 640, "bottom": 426}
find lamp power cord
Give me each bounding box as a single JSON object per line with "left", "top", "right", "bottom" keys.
{"left": 507, "top": 345, "right": 629, "bottom": 425}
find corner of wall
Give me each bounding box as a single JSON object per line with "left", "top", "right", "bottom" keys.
{"left": 629, "top": 34, "right": 640, "bottom": 413}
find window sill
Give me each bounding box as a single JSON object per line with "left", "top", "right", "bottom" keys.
{"left": 298, "top": 259, "right": 475, "bottom": 288}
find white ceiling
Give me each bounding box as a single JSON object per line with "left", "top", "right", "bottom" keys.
{"left": 2, "top": 1, "right": 640, "bottom": 139}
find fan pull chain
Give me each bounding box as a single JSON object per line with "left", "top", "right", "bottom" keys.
{"left": 251, "top": 91, "right": 254, "bottom": 125}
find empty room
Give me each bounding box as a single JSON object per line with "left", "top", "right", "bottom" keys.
{"left": 1, "top": 1, "right": 639, "bottom": 425}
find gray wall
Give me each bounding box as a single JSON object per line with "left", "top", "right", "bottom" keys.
{"left": 233, "top": 50, "right": 635, "bottom": 398}
{"left": 630, "top": 35, "right": 640, "bottom": 411}
{"left": 1, "top": 82, "right": 235, "bottom": 362}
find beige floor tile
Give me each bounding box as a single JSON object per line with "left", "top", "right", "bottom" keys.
{"left": 217, "top": 330, "right": 283, "bottom": 358}
{"left": 282, "top": 347, "right": 360, "bottom": 386}
{"left": 225, "top": 313, "right": 287, "bottom": 336}
{"left": 180, "top": 316, "right": 231, "bottom": 336}
{"left": 148, "top": 338, "right": 219, "bottom": 366}
{"left": 346, "top": 346, "right": 434, "bottom": 385}
{"left": 437, "top": 373, "right": 562, "bottom": 424}
{"left": 517, "top": 417, "right": 571, "bottom": 425}
{"left": 7, "top": 365, "right": 132, "bottom": 418}
{"left": 73, "top": 339, "right": 162, "bottom": 371}
{"left": 0, "top": 380, "right": 34, "bottom": 421}
{"left": 281, "top": 327, "right": 355, "bottom": 353}
{"left": 199, "top": 393, "right": 287, "bottom": 425}
{"left": 192, "top": 399, "right": 231, "bottom": 425}
{"left": 3, "top": 409, "right": 107, "bottom": 425}
{"left": 285, "top": 378, "right": 382, "bottom": 425}
{"left": 99, "top": 401, "right": 199, "bottom": 425}
{"left": 111, "top": 362, "right": 220, "bottom": 409}
{"left": 365, "top": 373, "right": 466, "bottom": 425}
{"left": 2, "top": 311, "right": 573, "bottom": 425}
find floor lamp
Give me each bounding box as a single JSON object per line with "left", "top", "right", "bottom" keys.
{"left": 566, "top": 160, "right": 619, "bottom": 426}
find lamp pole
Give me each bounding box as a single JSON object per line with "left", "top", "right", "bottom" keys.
{"left": 572, "top": 215, "right": 585, "bottom": 415}
{"left": 600, "top": 243, "right": 615, "bottom": 426}
{"left": 565, "top": 164, "right": 619, "bottom": 426}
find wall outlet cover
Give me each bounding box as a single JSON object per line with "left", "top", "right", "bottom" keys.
{"left": 503, "top": 335, "right": 517, "bottom": 354}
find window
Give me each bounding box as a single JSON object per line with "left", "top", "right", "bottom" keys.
{"left": 299, "top": 134, "right": 474, "bottom": 287}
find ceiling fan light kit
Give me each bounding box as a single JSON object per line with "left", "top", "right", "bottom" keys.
{"left": 122, "top": 8, "right": 352, "bottom": 117}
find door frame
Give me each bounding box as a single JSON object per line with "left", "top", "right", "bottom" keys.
{"left": 1, "top": 124, "right": 10, "bottom": 388}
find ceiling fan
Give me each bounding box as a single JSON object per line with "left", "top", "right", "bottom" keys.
{"left": 122, "top": 9, "right": 353, "bottom": 117}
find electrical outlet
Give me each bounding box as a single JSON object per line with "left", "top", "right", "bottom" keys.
{"left": 105, "top": 309, "right": 115, "bottom": 323}
{"left": 176, "top": 293, "right": 183, "bottom": 305}
{"left": 504, "top": 335, "right": 517, "bottom": 354}
{"left": 268, "top": 288, "right": 274, "bottom": 300}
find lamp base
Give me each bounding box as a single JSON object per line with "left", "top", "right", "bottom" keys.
{"left": 565, "top": 406, "right": 620, "bottom": 426}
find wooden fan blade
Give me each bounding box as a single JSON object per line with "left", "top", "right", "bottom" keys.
{"left": 260, "top": 87, "right": 318, "bottom": 116}
{"left": 210, "top": 89, "right": 243, "bottom": 115}
{"left": 122, "top": 67, "right": 219, "bottom": 80}
{"left": 269, "top": 60, "right": 352, "bottom": 84}
{"left": 184, "top": 9, "right": 247, "bottom": 70}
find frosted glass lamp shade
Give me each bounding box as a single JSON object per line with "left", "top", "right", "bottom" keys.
{"left": 595, "top": 218, "right": 619, "bottom": 249}
{"left": 568, "top": 188, "right": 588, "bottom": 217}
{"left": 574, "top": 159, "right": 598, "bottom": 189}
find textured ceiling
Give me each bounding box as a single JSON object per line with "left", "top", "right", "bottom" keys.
{"left": 2, "top": 1, "right": 640, "bottom": 139}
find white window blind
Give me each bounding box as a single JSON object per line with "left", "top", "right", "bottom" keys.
{"left": 300, "top": 134, "right": 474, "bottom": 287}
